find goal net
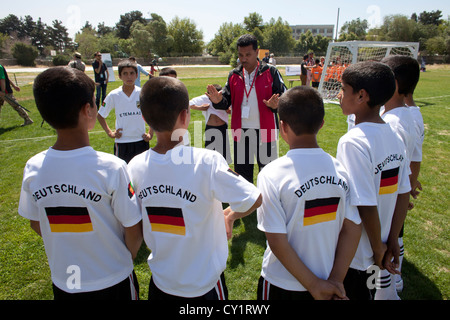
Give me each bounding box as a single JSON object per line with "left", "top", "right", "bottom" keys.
{"left": 318, "top": 41, "right": 420, "bottom": 103}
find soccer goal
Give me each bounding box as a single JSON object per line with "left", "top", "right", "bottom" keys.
{"left": 318, "top": 41, "right": 420, "bottom": 103}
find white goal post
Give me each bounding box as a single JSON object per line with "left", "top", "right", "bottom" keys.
{"left": 318, "top": 41, "right": 420, "bottom": 103}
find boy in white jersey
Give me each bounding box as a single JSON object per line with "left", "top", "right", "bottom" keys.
{"left": 336, "top": 61, "right": 411, "bottom": 300}
{"left": 128, "top": 76, "right": 262, "bottom": 300}
{"left": 380, "top": 55, "right": 423, "bottom": 293}
{"left": 97, "top": 60, "right": 153, "bottom": 163}
{"left": 18, "top": 67, "right": 143, "bottom": 300}
{"left": 256, "top": 86, "right": 362, "bottom": 300}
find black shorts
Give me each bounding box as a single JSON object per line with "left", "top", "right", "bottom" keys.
{"left": 52, "top": 270, "right": 139, "bottom": 300}
{"left": 343, "top": 268, "right": 376, "bottom": 300}
{"left": 312, "top": 81, "right": 320, "bottom": 88}
{"left": 205, "top": 123, "right": 231, "bottom": 163}
{"left": 148, "top": 273, "right": 228, "bottom": 300}
{"left": 257, "top": 276, "right": 313, "bottom": 300}
{"left": 114, "top": 140, "right": 149, "bottom": 163}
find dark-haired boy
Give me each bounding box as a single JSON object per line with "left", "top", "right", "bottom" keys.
{"left": 336, "top": 61, "right": 411, "bottom": 300}
{"left": 380, "top": 55, "right": 422, "bottom": 295}
{"left": 256, "top": 86, "right": 361, "bottom": 300}
{"left": 127, "top": 76, "right": 262, "bottom": 300}
{"left": 97, "top": 60, "right": 153, "bottom": 163}
{"left": 18, "top": 67, "right": 142, "bottom": 300}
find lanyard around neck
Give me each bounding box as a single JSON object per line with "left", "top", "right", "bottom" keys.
{"left": 243, "top": 62, "right": 259, "bottom": 101}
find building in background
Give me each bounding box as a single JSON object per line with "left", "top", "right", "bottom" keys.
{"left": 290, "top": 25, "right": 335, "bottom": 40}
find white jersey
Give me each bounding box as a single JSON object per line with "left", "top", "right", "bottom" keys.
{"left": 18, "top": 147, "right": 142, "bottom": 293}
{"left": 98, "top": 86, "right": 146, "bottom": 143}
{"left": 336, "top": 123, "right": 411, "bottom": 270}
{"left": 189, "top": 94, "right": 229, "bottom": 124}
{"left": 257, "top": 148, "right": 361, "bottom": 291}
{"left": 408, "top": 105, "right": 425, "bottom": 162}
{"left": 127, "top": 146, "right": 261, "bottom": 297}
{"left": 381, "top": 106, "right": 417, "bottom": 164}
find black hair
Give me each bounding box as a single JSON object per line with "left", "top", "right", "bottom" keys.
{"left": 381, "top": 55, "right": 420, "bottom": 95}
{"left": 159, "top": 67, "right": 177, "bottom": 77}
{"left": 278, "top": 86, "right": 324, "bottom": 135}
{"left": 33, "top": 67, "right": 95, "bottom": 129}
{"left": 237, "top": 34, "right": 258, "bottom": 50}
{"left": 118, "top": 59, "right": 138, "bottom": 76}
{"left": 139, "top": 77, "right": 189, "bottom": 132}
{"left": 342, "top": 61, "right": 396, "bottom": 108}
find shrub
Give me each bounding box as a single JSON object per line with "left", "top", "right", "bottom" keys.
{"left": 11, "top": 43, "right": 38, "bottom": 66}
{"left": 52, "top": 54, "right": 71, "bottom": 66}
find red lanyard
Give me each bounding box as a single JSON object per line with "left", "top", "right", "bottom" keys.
{"left": 243, "top": 62, "right": 259, "bottom": 101}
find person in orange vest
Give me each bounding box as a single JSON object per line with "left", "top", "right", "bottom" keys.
{"left": 311, "top": 59, "right": 323, "bottom": 89}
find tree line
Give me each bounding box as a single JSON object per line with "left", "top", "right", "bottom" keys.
{"left": 0, "top": 9, "right": 448, "bottom": 66}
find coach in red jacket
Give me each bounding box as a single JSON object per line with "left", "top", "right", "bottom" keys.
{"left": 207, "top": 34, "right": 287, "bottom": 183}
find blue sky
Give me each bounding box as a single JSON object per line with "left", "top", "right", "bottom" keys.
{"left": 3, "top": 0, "right": 450, "bottom": 42}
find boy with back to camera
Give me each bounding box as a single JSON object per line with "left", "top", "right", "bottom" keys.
{"left": 256, "top": 86, "right": 362, "bottom": 300}
{"left": 18, "top": 67, "right": 143, "bottom": 300}
{"left": 127, "top": 76, "right": 262, "bottom": 300}
{"left": 380, "top": 55, "right": 423, "bottom": 295}
{"left": 335, "top": 61, "right": 411, "bottom": 300}
{"left": 97, "top": 60, "right": 153, "bottom": 163}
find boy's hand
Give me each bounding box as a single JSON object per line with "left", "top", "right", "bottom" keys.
{"left": 108, "top": 128, "right": 122, "bottom": 139}
{"left": 142, "top": 132, "right": 152, "bottom": 142}
{"left": 309, "top": 278, "right": 347, "bottom": 300}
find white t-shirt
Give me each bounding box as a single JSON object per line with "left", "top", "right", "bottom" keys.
{"left": 336, "top": 122, "right": 411, "bottom": 270}
{"left": 241, "top": 67, "right": 260, "bottom": 129}
{"left": 381, "top": 106, "right": 417, "bottom": 164}
{"left": 189, "top": 94, "right": 229, "bottom": 124}
{"left": 257, "top": 148, "right": 361, "bottom": 291}
{"left": 98, "top": 86, "right": 146, "bottom": 143}
{"left": 18, "top": 147, "right": 142, "bottom": 293}
{"left": 127, "top": 146, "right": 261, "bottom": 297}
{"left": 408, "top": 105, "right": 425, "bottom": 162}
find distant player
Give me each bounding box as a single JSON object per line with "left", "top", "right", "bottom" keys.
{"left": 18, "top": 67, "right": 142, "bottom": 300}
{"left": 97, "top": 59, "right": 153, "bottom": 163}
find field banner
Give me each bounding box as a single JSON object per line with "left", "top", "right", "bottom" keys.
{"left": 101, "top": 53, "right": 115, "bottom": 82}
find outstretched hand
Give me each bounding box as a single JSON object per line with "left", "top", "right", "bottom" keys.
{"left": 205, "top": 84, "right": 223, "bottom": 104}
{"left": 263, "top": 93, "right": 280, "bottom": 109}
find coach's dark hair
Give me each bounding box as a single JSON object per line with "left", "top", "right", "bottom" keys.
{"left": 118, "top": 59, "right": 138, "bottom": 76}
{"left": 278, "top": 86, "right": 324, "bottom": 135}
{"left": 33, "top": 67, "right": 95, "bottom": 129}
{"left": 342, "top": 61, "right": 396, "bottom": 108}
{"left": 140, "top": 76, "right": 189, "bottom": 132}
{"left": 381, "top": 55, "right": 420, "bottom": 95}
{"left": 237, "top": 34, "right": 258, "bottom": 50}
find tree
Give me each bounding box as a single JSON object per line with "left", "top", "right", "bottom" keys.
{"left": 263, "top": 17, "right": 295, "bottom": 55}
{"left": 116, "top": 11, "right": 146, "bottom": 39}
{"left": 167, "top": 17, "right": 203, "bottom": 56}
{"left": 339, "top": 18, "right": 368, "bottom": 40}
{"left": 74, "top": 27, "right": 99, "bottom": 59}
{"left": 0, "top": 14, "right": 21, "bottom": 36}
{"left": 31, "top": 18, "right": 49, "bottom": 56}
{"left": 146, "top": 13, "right": 173, "bottom": 57}
{"left": 207, "top": 22, "right": 245, "bottom": 64}
{"left": 47, "top": 20, "right": 71, "bottom": 52}
{"left": 418, "top": 10, "right": 443, "bottom": 26}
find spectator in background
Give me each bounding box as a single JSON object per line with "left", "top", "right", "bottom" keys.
{"left": 92, "top": 52, "right": 109, "bottom": 109}
{"left": 68, "top": 52, "right": 86, "bottom": 72}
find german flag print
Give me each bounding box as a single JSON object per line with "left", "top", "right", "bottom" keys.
{"left": 146, "top": 207, "right": 185, "bottom": 236}
{"left": 304, "top": 197, "right": 340, "bottom": 226}
{"left": 45, "top": 207, "right": 93, "bottom": 233}
{"left": 379, "top": 167, "right": 399, "bottom": 195}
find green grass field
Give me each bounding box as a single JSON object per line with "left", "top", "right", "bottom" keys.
{"left": 0, "top": 65, "right": 448, "bottom": 300}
